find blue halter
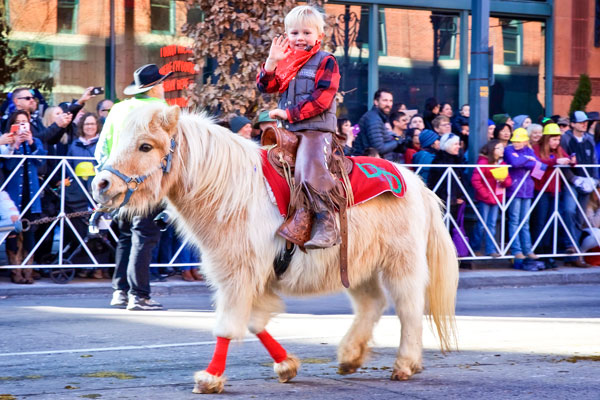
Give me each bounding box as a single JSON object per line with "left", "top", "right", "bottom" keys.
{"left": 100, "top": 137, "right": 176, "bottom": 210}
{"left": 89, "top": 138, "right": 176, "bottom": 231}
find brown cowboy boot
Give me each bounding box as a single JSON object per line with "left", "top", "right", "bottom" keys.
{"left": 304, "top": 196, "right": 341, "bottom": 249}
{"left": 277, "top": 206, "right": 313, "bottom": 247}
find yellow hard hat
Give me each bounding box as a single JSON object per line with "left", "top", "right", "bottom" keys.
{"left": 543, "top": 123, "right": 561, "bottom": 136}
{"left": 75, "top": 162, "right": 96, "bottom": 177}
{"left": 490, "top": 166, "right": 509, "bottom": 181}
{"left": 510, "top": 127, "right": 529, "bottom": 143}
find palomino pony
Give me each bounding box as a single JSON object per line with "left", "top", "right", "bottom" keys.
{"left": 92, "top": 103, "right": 458, "bottom": 394}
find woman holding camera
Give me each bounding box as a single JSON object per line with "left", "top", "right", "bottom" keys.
{"left": 2, "top": 110, "right": 47, "bottom": 284}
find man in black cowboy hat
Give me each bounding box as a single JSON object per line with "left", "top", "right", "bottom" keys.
{"left": 95, "top": 64, "right": 171, "bottom": 311}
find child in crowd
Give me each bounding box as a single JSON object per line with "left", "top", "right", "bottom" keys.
{"left": 504, "top": 127, "right": 546, "bottom": 265}
{"left": 257, "top": 5, "right": 341, "bottom": 248}
{"left": 404, "top": 128, "right": 421, "bottom": 165}
{"left": 487, "top": 120, "right": 496, "bottom": 141}
{"left": 413, "top": 129, "right": 440, "bottom": 182}
{"left": 531, "top": 123, "right": 573, "bottom": 268}
{"left": 471, "top": 140, "right": 512, "bottom": 257}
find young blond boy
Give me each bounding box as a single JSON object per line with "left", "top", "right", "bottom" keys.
{"left": 257, "top": 5, "right": 341, "bottom": 249}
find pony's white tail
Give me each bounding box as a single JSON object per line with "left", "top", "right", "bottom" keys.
{"left": 424, "top": 187, "right": 459, "bottom": 352}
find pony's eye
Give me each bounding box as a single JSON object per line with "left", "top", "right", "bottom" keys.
{"left": 139, "top": 143, "right": 153, "bottom": 152}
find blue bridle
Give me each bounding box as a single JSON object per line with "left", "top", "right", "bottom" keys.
{"left": 101, "top": 137, "right": 176, "bottom": 210}
{"left": 89, "top": 138, "right": 176, "bottom": 231}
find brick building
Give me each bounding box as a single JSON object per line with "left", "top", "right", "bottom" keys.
{"left": 3, "top": 0, "right": 600, "bottom": 119}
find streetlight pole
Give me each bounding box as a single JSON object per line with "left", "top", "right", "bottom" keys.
{"left": 468, "top": 0, "right": 490, "bottom": 164}
{"left": 108, "top": 0, "right": 116, "bottom": 101}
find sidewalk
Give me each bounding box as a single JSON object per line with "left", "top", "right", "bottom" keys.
{"left": 1, "top": 265, "right": 599, "bottom": 297}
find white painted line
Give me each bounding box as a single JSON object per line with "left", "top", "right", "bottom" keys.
{"left": 0, "top": 335, "right": 342, "bottom": 358}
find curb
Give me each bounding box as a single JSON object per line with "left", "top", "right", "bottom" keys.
{"left": 0, "top": 279, "right": 211, "bottom": 298}
{"left": 1, "top": 267, "right": 599, "bottom": 297}
{"left": 457, "top": 266, "right": 600, "bottom": 289}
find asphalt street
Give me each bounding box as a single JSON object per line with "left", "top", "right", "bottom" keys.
{"left": 0, "top": 285, "right": 599, "bottom": 399}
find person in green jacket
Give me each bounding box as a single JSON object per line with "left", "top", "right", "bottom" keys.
{"left": 95, "top": 64, "right": 171, "bottom": 311}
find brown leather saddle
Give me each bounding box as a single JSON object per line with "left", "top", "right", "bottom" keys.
{"left": 262, "top": 126, "right": 353, "bottom": 176}
{"left": 261, "top": 125, "right": 353, "bottom": 288}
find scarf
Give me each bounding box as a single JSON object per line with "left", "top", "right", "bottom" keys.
{"left": 275, "top": 41, "right": 321, "bottom": 94}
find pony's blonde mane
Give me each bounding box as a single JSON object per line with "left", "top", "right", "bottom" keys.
{"left": 173, "top": 109, "right": 265, "bottom": 223}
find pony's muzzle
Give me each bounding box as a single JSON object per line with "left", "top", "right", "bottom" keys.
{"left": 92, "top": 171, "right": 116, "bottom": 205}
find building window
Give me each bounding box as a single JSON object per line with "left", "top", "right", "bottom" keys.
{"left": 186, "top": 4, "right": 204, "bottom": 26}
{"left": 151, "top": 0, "right": 174, "bottom": 34}
{"left": 439, "top": 17, "right": 457, "bottom": 60}
{"left": 502, "top": 19, "right": 522, "bottom": 65}
{"left": 57, "top": 0, "right": 78, "bottom": 34}
{"left": 355, "top": 6, "right": 387, "bottom": 56}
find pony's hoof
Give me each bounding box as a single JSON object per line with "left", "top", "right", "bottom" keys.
{"left": 390, "top": 363, "right": 422, "bottom": 381}
{"left": 391, "top": 368, "right": 412, "bottom": 381}
{"left": 274, "top": 354, "right": 300, "bottom": 383}
{"left": 193, "top": 370, "right": 226, "bottom": 394}
{"left": 337, "top": 362, "right": 360, "bottom": 375}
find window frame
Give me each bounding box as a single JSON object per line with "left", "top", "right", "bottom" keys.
{"left": 57, "top": 0, "right": 79, "bottom": 34}
{"left": 150, "top": 0, "right": 175, "bottom": 35}
{"left": 501, "top": 19, "right": 523, "bottom": 65}
{"left": 438, "top": 16, "right": 457, "bottom": 60}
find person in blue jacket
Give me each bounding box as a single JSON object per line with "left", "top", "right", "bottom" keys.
{"left": 504, "top": 127, "right": 546, "bottom": 266}
{"left": 2, "top": 110, "right": 47, "bottom": 283}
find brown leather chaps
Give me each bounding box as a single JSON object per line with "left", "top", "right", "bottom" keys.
{"left": 277, "top": 130, "right": 342, "bottom": 249}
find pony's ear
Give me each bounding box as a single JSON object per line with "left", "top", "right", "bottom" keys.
{"left": 163, "top": 105, "right": 180, "bottom": 134}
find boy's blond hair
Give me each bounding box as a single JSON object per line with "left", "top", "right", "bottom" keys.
{"left": 284, "top": 5, "right": 325, "bottom": 35}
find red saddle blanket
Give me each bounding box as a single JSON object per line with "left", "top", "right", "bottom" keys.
{"left": 261, "top": 149, "right": 406, "bottom": 217}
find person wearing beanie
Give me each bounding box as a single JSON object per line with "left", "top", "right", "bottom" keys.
{"left": 229, "top": 115, "right": 253, "bottom": 139}
{"left": 531, "top": 123, "right": 574, "bottom": 269}
{"left": 413, "top": 129, "right": 440, "bottom": 183}
{"left": 487, "top": 119, "right": 496, "bottom": 140}
{"left": 427, "top": 133, "right": 466, "bottom": 252}
{"left": 504, "top": 127, "right": 546, "bottom": 267}
{"left": 492, "top": 113, "right": 513, "bottom": 129}
{"left": 512, "top": 115, "right": 531, "bottom": 130}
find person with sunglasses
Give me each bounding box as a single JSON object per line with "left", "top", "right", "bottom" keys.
{"left": 9, "top": 88, "right": 72, "bottom": 145}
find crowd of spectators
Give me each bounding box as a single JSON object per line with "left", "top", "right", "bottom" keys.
{"left": 0, "top": 86, "right": 200, "bottom": 285}
{"left": 342, "top": 89, "right": 600, "bottom": 271}
{"left": 3, "top": 84, "right": 600, "bottom": 282}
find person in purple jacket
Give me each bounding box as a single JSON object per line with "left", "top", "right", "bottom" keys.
{"left": 504, "top": 128, "right": 547, "bottom": 264}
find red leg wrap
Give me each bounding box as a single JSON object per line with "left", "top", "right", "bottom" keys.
{"left": 206, "top": 336, "right": 230, "bottom": 376}
{"left": 256, "top": 330, "right": 287, "bottom": 363}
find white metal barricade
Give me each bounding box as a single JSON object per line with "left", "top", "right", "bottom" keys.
{"left": 2, "top": 153, "right": 600, "bottom": 269}
{"left": 0, "top": 154, "right": 200, "bottom": 270}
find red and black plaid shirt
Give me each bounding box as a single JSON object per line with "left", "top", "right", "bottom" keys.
{"left": 257, "top": 55, "right": 340, "bottom": 123}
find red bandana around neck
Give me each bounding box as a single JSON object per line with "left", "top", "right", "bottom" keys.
{"left": 275, "top": 41, "right": 321, "bottom": 94}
